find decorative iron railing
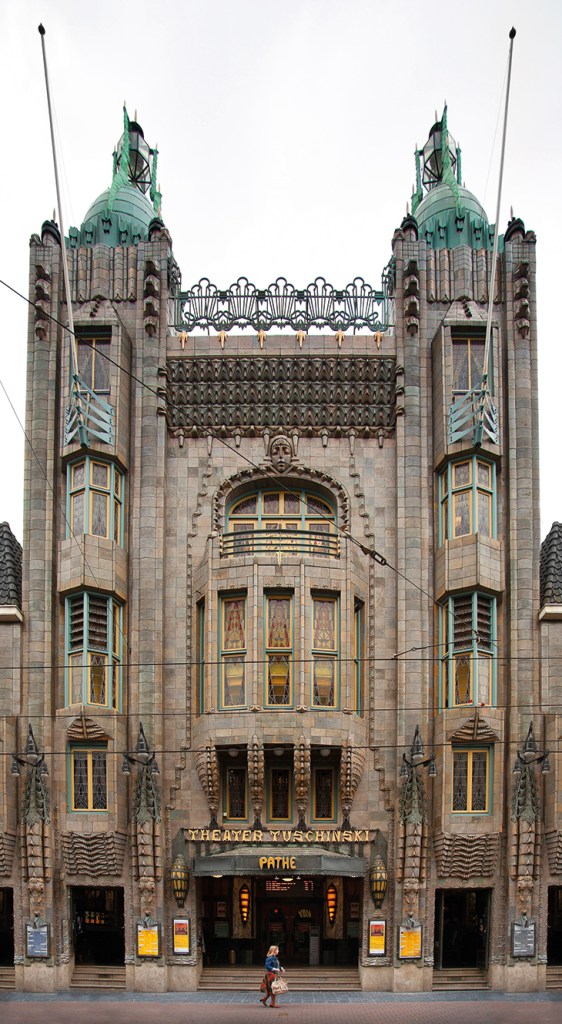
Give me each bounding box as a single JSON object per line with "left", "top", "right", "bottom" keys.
{"left": 64, "top": 378, "right": 114, "bottom": 447}
{"left": 448, "top": 387, "right": 499, "bottom": 446}
{"left": 220, "top": 529, "right": 340, "bottom": 559}
{"left": 175, "top": 275, "right": 393, "bottom": 334}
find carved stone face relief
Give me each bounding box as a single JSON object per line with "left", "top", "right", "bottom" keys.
{"left": 270, "top": 436, "right": 293, "bottom": 473}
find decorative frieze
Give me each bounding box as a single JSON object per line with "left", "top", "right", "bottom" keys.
{"left": 434, "top": 831, "right": 500, "bottom": 879}
{"left": 164, "top": 356, "right": 400, "bottom": 438}
{"left": 61, "top": 830, "right": 127, "bottom": 876}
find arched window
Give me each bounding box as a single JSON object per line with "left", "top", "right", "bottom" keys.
{"left": 222, "top": 487, "right": 338, "bottom": 557}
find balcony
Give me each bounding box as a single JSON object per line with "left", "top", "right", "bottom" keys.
{"left": 220, "top": 528, "right": 340, "bottom": 559}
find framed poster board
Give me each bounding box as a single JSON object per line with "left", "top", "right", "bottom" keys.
{"left": 173, "top": 917, "right": 191, "bottom": 955}
{"left": 398, "top": 923, "right": 422, "bottom": 959}
{"left": 26, "top": 922, "right": 49, "bottom": 958}
{"left": 137, "top": 921, "right": 160, "bottom": 958}
{"left": 512, "top": 920, "right": 536, "bottom": 958}
{"left": 368, "top": 919, "right": 386, "bottom": 957}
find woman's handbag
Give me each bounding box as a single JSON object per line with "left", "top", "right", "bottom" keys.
{"left": 272, "top": 975, "right": 288, "bottom": 994}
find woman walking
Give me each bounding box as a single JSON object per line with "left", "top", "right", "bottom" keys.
{"left": 260, "top": 944, "right": 285, "bottom": 1007}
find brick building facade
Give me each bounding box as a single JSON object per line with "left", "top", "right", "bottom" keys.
{"left": 0, "top": 106, "right": 561, "bottom": 992}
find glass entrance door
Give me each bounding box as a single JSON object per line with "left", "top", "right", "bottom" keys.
{"left": 0, "top": 889, "right": 14, "bottom": 965}
{"left": 434, "top": 889, "right": 490, "bottom": 970}
{"left": 72, "top": 887, "right": 124, "bottom": 965}
{"left": 547, "top": 886, "right": 562, "bottom": 965}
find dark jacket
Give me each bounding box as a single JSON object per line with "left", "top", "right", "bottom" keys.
{"left": 265, "top": 954, "right": 280, "bottom": 973}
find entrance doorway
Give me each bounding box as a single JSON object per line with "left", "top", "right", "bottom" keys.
{"left": 0, "top": 889, "right": 14, "bottom": 965}
{"left": 72, "top": 887, "right": 124, "bottom": 965}
{"left": 434, "top": 889, "right": 490, "bottom": 970}
{"left": 547, "top": 886, "right": 562, "bottom": 965}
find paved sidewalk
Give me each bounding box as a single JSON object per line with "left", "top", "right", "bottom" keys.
{"left": 1, "top": 991, "right": 561, "bottom": 1024}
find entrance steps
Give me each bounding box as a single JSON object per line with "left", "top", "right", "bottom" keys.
{"left": 199, "top": 965, "right": 361, "bottom": 991}
{"left": 432, "top": 967, "right": 490, "bottom": 991}
{"left": 546, "top": 966, "right": 562, "bottom": 990}
{"left": 70, "top": 965, "right": 126, "bottom": 989}
{"left": 0, "top": 967, "right": 15, "bottom": 990}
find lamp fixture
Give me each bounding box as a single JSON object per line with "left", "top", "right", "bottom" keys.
{"left": 326, "top": 884, "right": 337, "bottom": 925}
{"left": 11, "top": 724, "right": 48, "bottom": 778}
{"left": 122, "top": 722, "right": 159, "bottom": 775}
{"left": 239, "top": 884, "right": 250, "bottom": 925}
{"left": 170, "top": 854, "right": 190, "bottom": 907}
{"left": 369, "top": 857, "right": 388, "bottom": 909}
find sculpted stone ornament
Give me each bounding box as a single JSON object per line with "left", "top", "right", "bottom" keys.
{"left": 269, "top": 435, "right": 294, "bottom": 473}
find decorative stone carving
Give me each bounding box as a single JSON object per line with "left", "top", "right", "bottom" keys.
{"left": 294, "top": 736, "right": 310, "bottom": 829}
{"left": 448, "top": 711, "right": 499, "bottom": 744}
{"left": 195, "top": 741, "right": 220, "bottom": 828}
{"left": 34, "top": 262, "right": 52, "bottom": 340}
{"left": 268, "top": 434, "right": 295, "bottom": 473}
{"left": 513, "top": 260, "right": 530, "bottom": 338}
{"left": 165, "top": 356, "right": 399, "bottom": 439}
{"left": 403, "top": 259, "right": 420, "bottom": 335}
{"left": 62, "top": 830, "right": 127, "bottom": 876}
{"left": 212, "top": 465, "right": 350, "bottom": 535}
{"left": 19, "top": 727, "right": 51, "bottom": 917}
{"left": 339, "top": 739, "right": 365, "bottom": 829}
{"left": 397, "top": 726, "right": 430, "bottom": 919}
{"left": 248, "top": 736, "right": 265, "bottom": 828}
{"left": 66, "top": 714, "right": 112, "bottom": 742}
{"left": 0, "top": 832, "right": 16, "bottom": 875}
{"left": 433, "top": 831, "right": 500, "bottom": 878}
{"left": 511, "top": 723, "right": 544, "bottom": 915}
{"left": 545, "top": 829, "right": 562, "bottom": 874}
{"left": 144, "top": 258, "right": 160, "bottom": 336}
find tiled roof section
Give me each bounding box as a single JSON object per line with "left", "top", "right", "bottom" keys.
{"left": 540, "top": 522, "right": 562, "bottom": 606}
{"left": 0, "top": 522, "right": 22, "bottom": 608}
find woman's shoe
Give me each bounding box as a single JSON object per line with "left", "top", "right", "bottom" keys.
{"left": 260, "top": 997, "right": 268, "bottom": 1005}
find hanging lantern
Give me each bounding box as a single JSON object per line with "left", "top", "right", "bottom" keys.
{"left": 170, "top": 854, "right": 190, "bottom": 907}
{"left": 326, "top": 884, "right": 337, "bottom": 925}
{"left": 239, "top": 883, "right": 250, "bottom": 925}
{"left": 369, "top": 857, "right": 387, "bottom": 910}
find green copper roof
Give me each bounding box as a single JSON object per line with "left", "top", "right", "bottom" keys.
{"left": 415, "top": 182, "right": 498, "bottom": 251}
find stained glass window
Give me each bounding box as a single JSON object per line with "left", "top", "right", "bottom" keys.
{"left": 312, "top": 597, "right": 338, "bottom": 707}
{"left": 452, "top": 335, "right": 485, "bottom": 395}
{"left": 71, "top": 747, "right": 108, "bottom": 811}
{"left": 266, "top": 596, "right": 292, "bottom": 705}
{"left": 440, "top": 593, "right": 495, "bottom": 709}
{"left": 68, "top": 457, "right": 124, "bottom": 546}
{"left": 439, "top": 457, "right": 495, "bottom": 543}
{"left": 312, "top": 767, "right": 335, "bottom": 820}
{"left": 221, "top": 596, "right": 247, "bottom": 707}
{"left": 452, "top": 749, "right": 489, "bottom": 812}
{"left": 226, "top": 488, "right": 337, "bottom": 557}
{"left": 270, "top": 768, "right": 290, "bottom": 820}
{"left": 66, "top": 594, "right": 122, "bottom": 710}
{"left": 225, "top": 767, "right": 247, "bottom": 819}
{"left": 77, "top": 333, "right": 110, "bottom": 393}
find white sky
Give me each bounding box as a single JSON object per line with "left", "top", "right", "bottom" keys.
{"left": 1, "top": 0, "right": 561, "bottom": 544}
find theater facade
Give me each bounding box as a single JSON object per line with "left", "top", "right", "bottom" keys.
{"left": 1, "top": 105, "right": 561, "bottom": 993}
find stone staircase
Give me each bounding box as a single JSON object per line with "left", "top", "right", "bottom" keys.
{"left": 432, "top": 967, "right": 491, "bottom": 991}
{"left": 199, "top": 965, "right": 361, "bottom": 991}
{"left": 0, "top": 967, "right": 15, "bottom": 990}
{"left": 546, "top": 965, "right": 562, "bottom": 990}
{"left": 70, "top": 965, "right": 126, "bottom": 989}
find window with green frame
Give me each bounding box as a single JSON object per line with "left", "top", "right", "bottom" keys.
{"left": 67, "top": 457, "right": 124, "bottom": 546}
{"left": 223, "top": 766, "right": 248, "bottom": 820}
{"left": 452, "top": 330, "right": 488, "bottom": 396}
{"left": 440, "top": 593, "right": 495, "bottom": 708}
{"left": 77, "top": 330, "right": 111, "bottom": 394}
{"left": 311, "top": 595, "right": 339, "bottom": 707}
{"left": 267, "top": 766, "right": 292, "bottom": 821}
{"left": 69, "top": 744, "right": 108, "bottom": 811}
{"left": 196, "top": 599, "right": 205, "bottom": 716}
{"left": 311, "top": 766, "right": 336, "bottom": 822}
{"left": 452, "top": 747, "right": 490, "bottom": 813}
{"left": 438, "top": 457, "right": 495, "bottom": 544}
{"left": 220, "top": 594, "right": 247, "bottom": 708}
{"left": 352, "top": 599, "right": 364, "bottom": 713}
{"left": 224, "top": 487, "right": 337, "bottom": 557}
{"left": 265, "top": 594, "right": 293, "bottom": 706}
{"left": 66, "top": 593, "right": 123, "bottom": 709}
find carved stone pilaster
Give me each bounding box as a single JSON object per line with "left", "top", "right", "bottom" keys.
{"left": 195, "top": 742, "right": 220, "bottom": 827}
{"left": 248, "top": 736, "right": 265, "bottom": 828}
{"left": 294, "top": 736, "right": 310, "bottom": 829}
{"left": 340, "top": 739, "right": 365, "bottom": 829}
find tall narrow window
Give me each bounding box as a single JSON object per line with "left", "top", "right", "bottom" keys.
{"left": 265, "top": 595, "right": 293, "bottom": 706}
{"left": 452, "top": 748, "right": 490, "bottom": 813}
{"left": 220, "top": 595, "right": 247, "bottom": 708}
{"left": 452, "top": 332, "right": 486, "bottom": 396}
{"left": 66, "top": 593, "right": 123, "bottom": 709}
{"left": 268, "top": 767, "right": 291, "bottom": 821}
{"left": 196, "top": 600, "right": 205, "bottom": 716}
{"left": 440, "top": 593, "right": 495, "bottom": 708}
{"left": 353, "top": 600, "right": 363, "bottom": 713}
{"left": 77, "top": 332, "right": 111, "bottom": 394}
{"left": 224, "top": 767, "right": 247, "bottom": 820}
{"left": 70, "top": 746, "right": 108, "bottom": 811}
{"left": 311, "top": 766, "right": 336, "bottom": 821}
{"left": 438, "top": 457, "right": 495, "bottom": 544}
{"left": 67, "top": 457, "right": 124, "bottom": 546}
{"left": 312, "top": 596, "right": 339, "bottom": 707}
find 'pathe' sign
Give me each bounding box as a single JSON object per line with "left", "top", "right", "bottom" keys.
{"left": 185, "top": 828, "right": 373, "bottom": 843}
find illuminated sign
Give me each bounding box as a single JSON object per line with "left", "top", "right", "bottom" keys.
{"left": 259, "top": 856, "right": 297, "bottom": 871}
{"left": 185, "top": 828, "right": 372, "bottom": 844}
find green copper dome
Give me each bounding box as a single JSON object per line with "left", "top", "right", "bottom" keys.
{"left": 70, "top": 184, "right": 157, "bottom": 248}
{"left": 415, "top": 182, "right": 496, "bottom": 251}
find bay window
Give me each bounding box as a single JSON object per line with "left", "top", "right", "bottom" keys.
{"left": 312, "top": 595, "right": 339, "bottom": 707}
{"left": 66, "top": 592, "right": 123, "bottom": 709}
{"left": 220, "top": 594, "right": 247, "bottom": 708}
{"left": 440, "top": 593, "right": 496, "bottom": 708}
